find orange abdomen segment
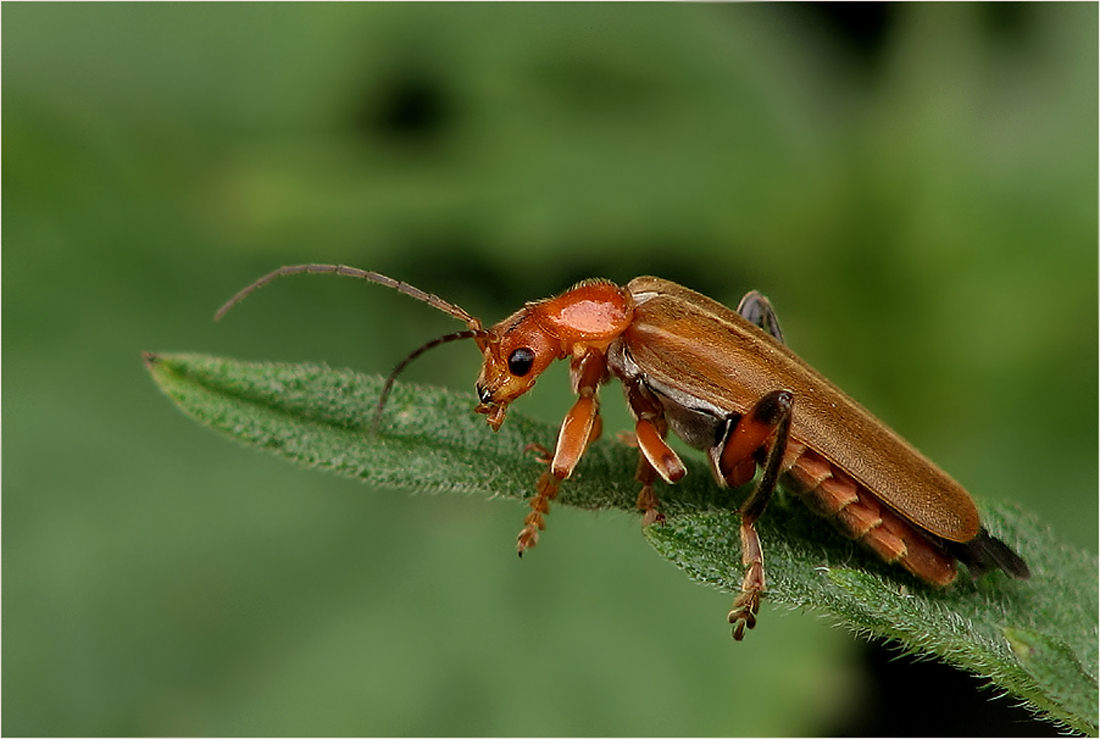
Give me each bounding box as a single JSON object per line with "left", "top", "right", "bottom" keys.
{"left": 780, "top": 440, "right": 958, "bottom": 586}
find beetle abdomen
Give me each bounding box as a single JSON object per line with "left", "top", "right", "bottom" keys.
{"left": 781, "top": 439, "right": 959, "bottom": 586}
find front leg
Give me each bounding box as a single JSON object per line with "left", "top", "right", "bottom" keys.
{"left": 516, "top": 349, "right": 606, "bottom": 555}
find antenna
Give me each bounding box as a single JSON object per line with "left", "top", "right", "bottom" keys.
{"left": 214, "top": 263, "right": 483, "bottom": 331}
{"left": 370, "top": 329, "right": 485, "bottom": 433}
{"left": 215, "top": 264, "right": 491, "bottom": 432}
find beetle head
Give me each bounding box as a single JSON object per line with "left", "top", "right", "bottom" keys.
{"left": 473, "top": 307, "right": 564, "bottom": 430}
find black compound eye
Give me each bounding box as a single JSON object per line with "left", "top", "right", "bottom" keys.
{"left": 507, "top": 347, "right": 536, "bottom": 377}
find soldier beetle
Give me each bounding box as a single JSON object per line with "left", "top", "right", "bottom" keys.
{"left": 216, "top": 264, "right": 1030, "bottom": 640}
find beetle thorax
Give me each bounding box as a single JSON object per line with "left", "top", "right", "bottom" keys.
{"left": 537, "top": 279, "right": 635, "bottom": 350}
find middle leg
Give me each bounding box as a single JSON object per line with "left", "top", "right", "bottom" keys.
{"left": 621, "top": 379, "right": 686, "bottom": 528}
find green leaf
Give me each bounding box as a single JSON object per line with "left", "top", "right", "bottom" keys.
{"left": 146, "top": 352, "right": 1098, "bottom": 735}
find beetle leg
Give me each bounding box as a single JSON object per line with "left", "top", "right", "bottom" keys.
{"left": 634, "top": 416, "right": 687, "bottom": 485}
{"left": 517, "top": 350, "right": 606, "bottom": 556}
{"left": 616, "top": 427, "right": 668, "bottom": 526}
{"left": 616, "top": 430, "right": 639, "bottom": 447}
{"left": 737, "top": 290, "right": 785, "bottom": 345}
{"left": 524, "top": 442, "right": 553, "bottom": 464}
{"left": 718, "top": 390, "right": 794, "bottom": 640}
{"left": 621, "top": 380, "right": 686, "bottom": 526}
{"left": 634, "top": 453, "right": 666, "bottom": 527}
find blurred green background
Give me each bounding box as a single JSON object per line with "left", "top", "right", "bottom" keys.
{"left": 5, "top": 4, "right": 1096, "bottom": 736}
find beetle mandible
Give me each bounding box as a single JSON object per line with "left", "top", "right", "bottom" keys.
{"left": 216, "top": 264, "right": 1030, "bottom": 640}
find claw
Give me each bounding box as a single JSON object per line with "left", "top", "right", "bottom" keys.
{"left": 728, "top": 595, "right": 759, "bottom": 641}
{"left": 517, "top": 524, "right": 539, "bottom": 556}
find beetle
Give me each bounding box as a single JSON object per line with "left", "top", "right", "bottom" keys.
{"left": 216, "top": 264, "right": 1030, "bottom": 640}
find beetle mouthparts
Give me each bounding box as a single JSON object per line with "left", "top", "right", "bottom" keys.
{"left": 475, "top": 402, "right": 507, "bottom": 431}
